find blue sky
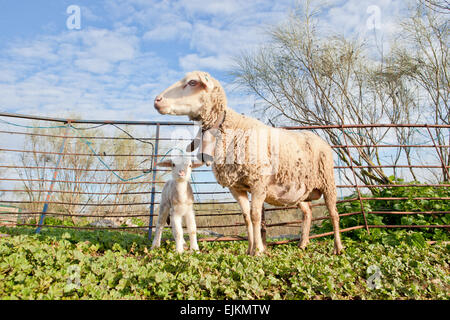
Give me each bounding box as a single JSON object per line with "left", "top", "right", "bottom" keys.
{"left": 0, "top": 0, "right": 410, "bottom": 122}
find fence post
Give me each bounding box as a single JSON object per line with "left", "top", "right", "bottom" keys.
{"left": 340, "top": 125, "right": 370, "bottom": 234}
{"left": 36, "top": 122, "right": 70, "bottom": 233}
{"left": 425, "top": 125, "right": 449, "bottom": 182}
{"left": 148, "top": 123, "right": 160, "bottom": 240}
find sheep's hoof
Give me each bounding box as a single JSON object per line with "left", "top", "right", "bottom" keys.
{"left": 333, "top": 246, "right": 344, "bottom": 255}
{"left": 250, "top": 246, "right": 265, "bottom": 256}
{"left": 298, "top": 241, "right": 309, "bottom": 250}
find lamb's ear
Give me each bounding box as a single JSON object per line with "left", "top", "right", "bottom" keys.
{"left": 198, "top": 72, "right": 214, "bottom": 91}
{"left": 191, "top": 161, "right": 204, "bottom": 168}
{"left": 156, "top": 160, "right": 173, "bottom": 167}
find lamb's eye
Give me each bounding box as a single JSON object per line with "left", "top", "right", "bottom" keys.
{"left": 172, "top": 163, "right": 175, "bottom": 167}
{"left": 189, "top": 164, "right": 192, "bottom": 168}
{"left": 188, "top": 80, "right": 198, "bottom": 86}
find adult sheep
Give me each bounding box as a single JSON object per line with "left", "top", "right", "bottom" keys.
{"left": 154, "top": 71, "right": 343, "bottom": 256}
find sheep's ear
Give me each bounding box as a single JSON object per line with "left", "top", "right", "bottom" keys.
{"left": 156, "top": 160, "right": 173, "bottom": 167}
{"left": 191, "top": 161, "right": 204, "bottom": 168}
{"left": 198, "top": 72, "right": 214, "bottom": 91}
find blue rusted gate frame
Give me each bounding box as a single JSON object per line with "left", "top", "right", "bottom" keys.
{"left": 148, "top": 123, "right": 160, "bottom": 240}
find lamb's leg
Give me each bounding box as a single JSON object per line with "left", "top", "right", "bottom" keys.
{"left": 298, "top": 201, "right": 312, "bottom": 250}
{"left": 170, "top": 210, "right": 185, "bottom": 254}
{"left": 151, "top": 203, "right": 169, "bottom": 249}
{"left": 185, "top": 208, "right": 199, "bottom": 251}
{"left": 229, "top": 188, "right": 253, "bottom": 255}
{"left": 250, "top": 188, "right": 266, "bottom": 256}
{"left": 323, "top": 189, "right": 344, "bottom": 255}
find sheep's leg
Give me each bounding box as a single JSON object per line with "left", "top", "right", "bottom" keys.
{"left": 323, "top": 189, "right": 344, "bottom": 255}
{"left": 250, "top": 188, "right": 266, "bottom": 256}
{"left": 185, "top": 208, "right": 199, "bottom": 251}
{"left": 229, "top": 188, "right": 253, "bottom": 255}
{"left": 170, "top": 210, "right": 185, "bottom": 253}
{"left": 298, "top": 201, "right": 312, "bottom": 250}
{"left": 151, "top": 203, "right": 170, "bottom": 249}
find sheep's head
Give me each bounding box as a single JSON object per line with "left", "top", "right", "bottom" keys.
{"left": 156, "top": 158, "right": 203, "bottom": 182}
{"left": 154, "top": 71, "right": 227, "bottom": 127}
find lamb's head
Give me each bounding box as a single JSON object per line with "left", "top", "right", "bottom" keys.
{"left": 154, "top": 71, "right": 227, "bottom": 127}
{"left": 156, "top": 158, "right": 203, "bottom": 182}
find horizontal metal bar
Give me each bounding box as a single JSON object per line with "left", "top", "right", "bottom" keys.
{"left": 0, "top": 165, "right": 212, "bottom": 173}
{"left": 331, "top": 144, "right": 449, "bottom": 148}
{"left": 369, "top": 211, "right": 450, "bottom": 215}
{"left": 336, "top": 183, "right": 450, "bottom": 188}
{"left": 361, "top": 197, "right": 450, "bottom": 201}
{"left": 0, "top": 148, "right": 194, "bottom": 158}
{"left": 1, "top": 211, "right": 152, "bottom": 218}
{"left": 282, "top": 123, "right": 450, "bottom": 130}
{"left": 0, "top": 200, "right": 155, "bottom": 206}
{"left": 0, "top": 112, "right": 193, "bottom": 126}
{"left": 2, "top": 112, "right": 449, "bottom": 128}
{"left": 8, "top": 223, "right": 149, "bottom": 230}
{"left": 3, "top": 177, "right": 448, "bottom": 188}
{"left": 334, "top": 165, "right": 449, "bottom": 169}
{"left": 1, "top": 164, "right": 446, "bottom": 173}
{"left": 0, "top": 130, "right": 191, "bottom": 141}
{"left": 0, "top": 199, "right": 238, "bottom": 206}
{"left": 0, "top": 177, "right": 217, "bottom": 185}
{"left": 0, "top": 189, "right": 229, "bottom": 196}
{"left": 368, "top": 224, "right": 450, "bottom": 229}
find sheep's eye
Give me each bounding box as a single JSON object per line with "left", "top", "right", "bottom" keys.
{"left": 189, "top": 164, "right": 192, "bottom": 168}
{"left": 188, "top": 80, "right": 198, "bottom": 86}
{"left": 172, "top": 163, "right": 175, "bottom": 167}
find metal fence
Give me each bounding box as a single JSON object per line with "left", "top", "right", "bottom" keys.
{"left": 0, "top": 112, "right": 448, "bottom": 244}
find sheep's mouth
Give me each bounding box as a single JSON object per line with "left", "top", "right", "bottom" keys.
{"left": 154, "top": 104, "right": 171, "bottom": 115}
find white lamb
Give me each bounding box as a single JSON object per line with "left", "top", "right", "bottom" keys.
{"left": 151, "top": 157, "right": 203, "bottom": 253}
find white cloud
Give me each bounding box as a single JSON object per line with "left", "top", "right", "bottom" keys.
{"left": 179, "top": 53, "right": 233, "bottom": 71}
{"left": 9, "top": 40, "right": 58, "bottom": 62}
{"left": 74, "top": 58, "right": 112, "bottom": 74}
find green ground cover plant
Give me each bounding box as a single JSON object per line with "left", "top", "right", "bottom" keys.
{"left": 0, "top": 226, "right": 448, "bottom": 300}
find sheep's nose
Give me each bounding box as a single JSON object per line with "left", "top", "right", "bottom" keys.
{"left": 178, "top": 170, "right": 185, "bottom": 176}
{"left": 155, "top": 96, "right": 163, "bottom": 102}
